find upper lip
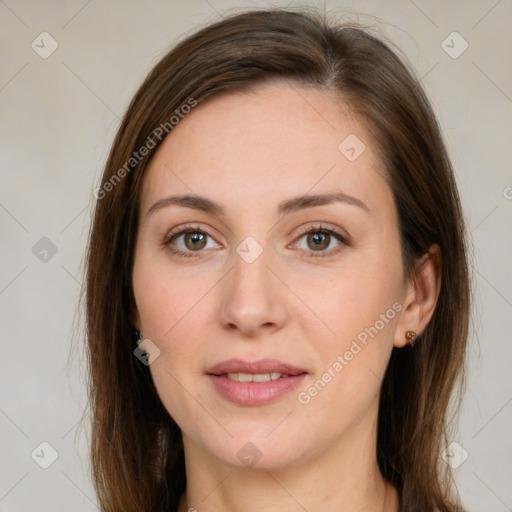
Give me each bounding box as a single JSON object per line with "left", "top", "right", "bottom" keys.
{"left": 207, "top": 358, "right": 308, "bottom": 376}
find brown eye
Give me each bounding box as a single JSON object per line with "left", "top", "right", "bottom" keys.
{"left": 183, "top": 232, "right": 207, "bottom": 251}
{"left": 293, "top": 226, "right": 348, "bottom": 258}
{"left": 164, "top": 227, "right": 220, "bottom": 258}
{"left": 306, "top": 232, "right": 330, "bottom": 251}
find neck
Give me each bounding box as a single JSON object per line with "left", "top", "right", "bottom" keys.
{"left": 177, "top": 410, "right": 399, "bottom": 512}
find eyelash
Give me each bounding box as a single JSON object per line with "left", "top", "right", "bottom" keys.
{"left": 163, "top": 224, "right": 349, "bottom": 259}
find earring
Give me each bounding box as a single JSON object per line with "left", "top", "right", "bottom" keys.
{"left": 405, "top": 330, "right": 417, "bottom": 346}
{"left": 134, "top": 329, "right": 144, "bottom": 345}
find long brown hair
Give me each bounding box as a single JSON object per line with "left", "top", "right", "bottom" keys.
{"left": 85, "top": 7, "right": 470, "bottom": 511}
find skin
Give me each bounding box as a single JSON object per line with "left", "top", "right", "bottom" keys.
{"left": 132, "top": 81, "right": 441, "bottom": 512}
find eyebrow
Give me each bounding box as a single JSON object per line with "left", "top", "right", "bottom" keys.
{"left": 147, "top": 191, "right": 370, "bottom": 217}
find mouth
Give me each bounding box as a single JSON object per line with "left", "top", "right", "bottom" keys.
{"left": 206, "top": 358, "right": 308, "bottom": 406}
{"left": 207, "top": 358, "right": 307, "bottom": 377}
{"left": 219, "top": 372, "right": 293, "bottom": 382}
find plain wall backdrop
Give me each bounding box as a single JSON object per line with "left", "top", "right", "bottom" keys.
{"left": 1, "top": 0, "right": 511, "bottom": 510}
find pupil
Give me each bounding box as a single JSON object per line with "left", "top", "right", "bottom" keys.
{"left": 186, "top": 232, "right": 206, "bottom": 250}
{"left": 308, "top": 233, "right": 329, "bottom": 250}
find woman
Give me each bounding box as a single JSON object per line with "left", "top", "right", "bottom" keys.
{"left": 85, "top": 7, "right": 470, "bottom": 512}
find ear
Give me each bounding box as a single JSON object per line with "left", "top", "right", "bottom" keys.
{"left": 394, "top": 244, "right": 442, "bottom": 348}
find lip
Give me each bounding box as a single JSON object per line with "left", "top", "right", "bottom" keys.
{"left": 206, "top": 358, "right": 308, "bottom": 406}
{"left": 207, "top": 358, "right": 307, "bottom": 376}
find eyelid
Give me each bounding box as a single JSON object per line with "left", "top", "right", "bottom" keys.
{"left": 292, "top": 222, "right": 350, "bottom": 242}
{"left": 164, "top": 223, "right": 209, "bottom": 244}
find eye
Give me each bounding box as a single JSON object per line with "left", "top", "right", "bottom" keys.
{"left": 292, "top": 224, "right": 349, "bottom": 258}
{"left": 163, "top": 226, "right": 220, "bottom": 257}
{"left": 163, "top": 223, "right": 349, "bottom": 259}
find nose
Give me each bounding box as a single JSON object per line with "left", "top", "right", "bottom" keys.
{"left": 219, "top": 246, "right": 289, "bottom": 338}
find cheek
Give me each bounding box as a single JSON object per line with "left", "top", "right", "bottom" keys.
{"left": 290, "top": 242, "right": 403, "bottom": 407}
{"left": 293, "top": 280, "right": 401, "bottom": 432}
{"left": 293, "top": 255, "right": 402, "bottom": 349}
{"left": 132, "top": 244, "right": 210, "bottom": 342}
{"left": 132, "top": 249, "right": 213, "bottom": 419}
{"left": 133, "top": 273, "right": 205, "bottom": 374}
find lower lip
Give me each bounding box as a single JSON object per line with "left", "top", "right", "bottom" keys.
{"left": 208, "top": 374, "right": 307, "bottom": 406}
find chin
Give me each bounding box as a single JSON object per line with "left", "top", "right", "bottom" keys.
{"left": 195, "top": 427, "right": 311, "bottom": 471}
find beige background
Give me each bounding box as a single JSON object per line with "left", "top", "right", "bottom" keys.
{"left": 1, "top": 0, "right": 511, "bottom": 510}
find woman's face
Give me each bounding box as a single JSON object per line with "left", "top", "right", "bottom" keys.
{"left": 132, "top": 82, "right": 410, "bottom": 470}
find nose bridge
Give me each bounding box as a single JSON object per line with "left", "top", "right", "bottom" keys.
{"left": 219, "top": 238, "right": 288, "bottom": 335}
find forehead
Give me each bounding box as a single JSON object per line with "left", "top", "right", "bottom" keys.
{"left": 140, "top": 82, "right": 391, "bottom": 217}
